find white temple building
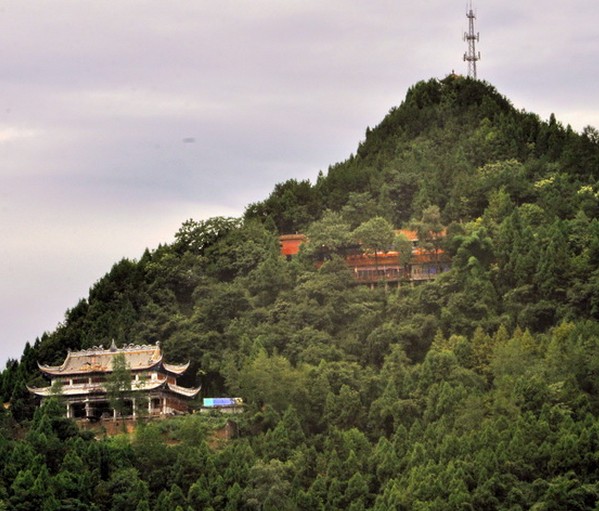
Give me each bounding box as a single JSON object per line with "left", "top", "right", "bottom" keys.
{"left": 28, "top": 341, "right": 201, "bottom": 420}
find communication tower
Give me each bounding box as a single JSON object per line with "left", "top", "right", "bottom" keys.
{"left": 463, "top": 2, "right": 480, "bottom": 79}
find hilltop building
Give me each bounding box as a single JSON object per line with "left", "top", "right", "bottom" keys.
{"left": 28, "top": 341, "right": 200, "bottom": 420}
{"left": 279, "top": 230, "right": 450, "bottom": 285}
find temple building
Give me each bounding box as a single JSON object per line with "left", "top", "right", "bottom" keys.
{"left": 279, "top": 229, "right": 450, "bottom": 285}
{"left": 28, "top": 341, "right": 201, "bottom": 420}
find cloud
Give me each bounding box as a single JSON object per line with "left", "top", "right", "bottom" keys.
{"left": 0, "top": 126, "right": 39, "bottom": 143}
{"left": 1, "top": 0, "right": 599, "bottom": 366}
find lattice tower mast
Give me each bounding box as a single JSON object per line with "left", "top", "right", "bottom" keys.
{"left": 463, "top": 2, "right": 480, "bottom": 79}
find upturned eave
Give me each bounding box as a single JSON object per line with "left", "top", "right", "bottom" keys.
{"left": 162, "top": 361, "right": 191, "bottom": 375}
{"left": 167, "top": 382, "right": 202, "bottom": 398}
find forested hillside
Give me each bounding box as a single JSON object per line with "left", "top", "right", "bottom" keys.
{"left": 1, "top": 76, "right": 599, "bottom": 510}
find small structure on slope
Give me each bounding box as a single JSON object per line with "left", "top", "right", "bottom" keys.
{"left": 28, "top": 341, "right": 201, "bottom": 420}
{"left": 201, "top": 397, "right": 244, "bottom": 414}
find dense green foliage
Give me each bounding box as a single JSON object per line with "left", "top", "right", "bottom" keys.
{"left": 2, "top": 76, "right": 599, "bottom": 509}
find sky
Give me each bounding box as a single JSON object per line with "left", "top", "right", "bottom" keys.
{"left": 1, "top": 1, "right": 599, "bottom": 367}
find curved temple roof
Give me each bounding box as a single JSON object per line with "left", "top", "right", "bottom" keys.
{"left": 37, "top": 342, "right": 184, "bottom": 376}
{"left": 167, "top": 382, "right": 202, "bottom": 398}
{"left": 28, "top": 379, "right": 168, "bottom": 398}
{"left": 163, "top": 361, "right": 191, "bottom": 375}
{"left": 29, "top": 382, "right": 202, "bottom": 399}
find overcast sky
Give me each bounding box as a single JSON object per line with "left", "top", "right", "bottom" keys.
{"left": 1, "top": 1, "right": 598, "bottom": 367}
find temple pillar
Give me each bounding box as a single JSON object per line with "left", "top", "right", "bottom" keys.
{"left": 147, "top": 398, "right": 152, "bottom": 414}
{"left": 66, "top": 403, "right": 71, "bottom": 419}
{"left": 162, "top": 397, "right": 166, "bottom": 415}
{"left": 85, "top": 400, "right": 90, "bottom": 418}
{"left": 132, "top": 398, "right": 136, "bottom": 418}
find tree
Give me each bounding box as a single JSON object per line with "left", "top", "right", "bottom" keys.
{"left": 106, "top": 352, "right": 132, "bottom": 420}
{"left": 411, "top": 205, "right": 445, "bottom": 272}
{"left": 245, "top": 178, "right": 321, "bottom": 233}
{"left": 174, "top": 216, "right": 241, "bottom": 255}
{"left": 341, "top": 192, "right": 380, "bottom": 229}
{"left": 228, "top": 349, "right": 309, "bottom": 414}
{"left": 304, "top": 210, "right": 352, "bottom": 260}
{"left": 353, "top": 217, "right": 396, "bottom": 284}
{"left": 134, "top": 423, "right": 176, "bottom": 495}
{"left": 54, "top": 449, "right": 93, "bottom": 508}
{"left": 106, "top": 468, "right": 150, "bottom": 511}
{"left": 394, "top": 232, "right": 413, "bottom": 268}
{"left": 343, "top": 471, "right": 369, "bottom": 511}
{"left": 187, "top": 477, "right": 212, "bottom": 510}
{"left": 9, "top": 469, "right": 37, "bottom": 511}
{"left": 324, "top": 385, "right": 365, "bottom": 430}
{"left": 204, "top": 219, "right": 278, "bottom": 281}
{"left": 9, "top": 371, "right": 36, "bottom": 422}
{"left": 243, "top": 459, "right": 296, "bottom": 511}
{"left": 9, "top": 465, "right": 59, "bottom": 511}
{"left": 263, "top": 406, "right": 306, "bottom": 460}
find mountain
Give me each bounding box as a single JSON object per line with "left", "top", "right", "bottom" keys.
{"left": 249, "top": 76, "right": 599, "bottom": 230}
{"left": 1, "top": 76, "right": 599, "bottom": 510}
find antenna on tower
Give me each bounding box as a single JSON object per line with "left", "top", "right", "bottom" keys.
{"left": 463, "top": 1, "right": 480, "bottom": 79}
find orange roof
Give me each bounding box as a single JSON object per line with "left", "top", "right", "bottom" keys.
{"left": 396, "top": 229, "right": 445, "bottom": 240}
{"left": 279, "top": 230, "right": 445, "bottom": 258}
{"left": 396, "top": 229, "right": 418, "bottom": 241}
{"left": 280, "top": 234, "right": 306, "bottom": 256}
